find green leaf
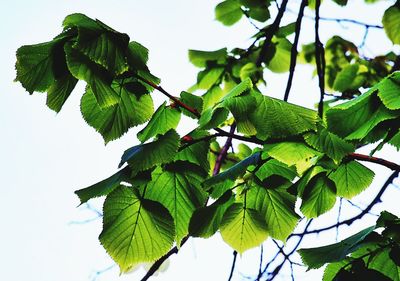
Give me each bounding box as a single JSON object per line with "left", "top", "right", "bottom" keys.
{"left": 99, "top": 186, "right": 175, "bottom": 272}
{"left": 180, "top": 91, "right": 203, "bottom": 118}
{"left": 368, "top": 248, "right": 400, "bottom": 281}
{"left": 300, "top": 174, "right": 337, "bottom": 218}
{"left": 298, "top": 226, "right": 375, "bottom": 269}
{"left": 126, "top": 41, "right": 149, "bottom": 71}
{"left": 248, "top": 6, "right": 270, "bottom": 22}
{"left": 323, "top": 260, "right": 349, "bottom": 281}
{"left": 175, "top": 130, "right": 211, "bottom": 173}
{"left": 223, "top": 94, "right": 257, "bottom": 135}
{"left": 137, "top": 103, "right": 180, "bottom": 143}
{"left": 64, "top": 42, "right": 120, "bottom": 108}
{"left": 75, "top": 167, "right": 130, "bottom": 204}
{"left": 328, "top": 161, "right": 375, "bottom": 199}
{"left": 377, "top": 72, "right": 400, "bottom": 110}
{"left": 247, "top": 184, "right": 300, "bottom": 241}
{"left": 215, "top": 0, "right": 243, "bottom": 26}
{"left": 46, "top": 74, "right": 78, "bottom": 112}
{"left": 203, "top": 152, "right": 261, "bottom": 188}
{"left": 389, "top": 129, "right": 400, "bottom": 150}
{"left": 188, "top": 48, "right": 227, "bottom": 68}
{"left": 202, "top": 86, "right": 224, "bottom": 110}
{"left": 145, "top": 165, "right": 206, "bottom": 245}
{"left": 81, "top": 79, "right": 154, "bottom": 143}
{"left": 255, "top": 159, "right": 297, "bottom": 181}
{"left": 197, "top": 67, "right": 225, "bottom": 89}
{"left": 383, "top": 4, "right": 400, "bottom": 45}
{"left": 275, "top": 22, "right": 296, "bottom": 38}
{"left": 304, "top": 127, "right": 354, "bottom": 163}
{"left": 118, "top": 130, "right": 180, "bottom": 174}
{"left": 266, "top": 38, "right": 292, "bottom": 73}
{"left": 250, "top": 93, "right": 319, "bottom": 140}
{"left": 333, "top": 64, "right": 359, "bottom": 92}
{"left": 189, "top": 191, "right": 234, "bottom": 238}
{"left": 264, "top": 142, "right": 321, "bottom": 175}
{"left": 220, "top": 202, "right": 268, "bottom": 253}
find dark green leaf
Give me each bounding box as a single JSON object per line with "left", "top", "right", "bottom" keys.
{"left": 188, "top": 48, "right": 227, "bottom": 68}
{"left": 383, "top": 5, "right": 400, "bottom": 45}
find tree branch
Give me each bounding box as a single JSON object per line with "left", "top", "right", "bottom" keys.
{"left": 349, "top": 153, "right": 400, "bottom": 171}
{"left": 314, "top": 0, "right": 326, "bottom": 117}
{"left": 227, "top": 250, "right": 238, "bottom": 281}
{"left": 256, "top": 0, "right": 289, "bottom": 67}
{"left": 283, "top": 0, "right": 307, "bottom": 102}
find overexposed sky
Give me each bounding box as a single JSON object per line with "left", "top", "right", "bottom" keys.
{"left": 1, "top": 1, "right": 399, "bottom": 280}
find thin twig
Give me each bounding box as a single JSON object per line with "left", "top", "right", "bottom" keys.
{"left": 214, "top": 124, "right": 237, "bottom": 175}
{"left": 283, "top": 0, "right": 307, "bottom": 101}
{"left": 256, "top": 0, "right": 289, "bottom": 67}
{"left": 314, "top": 0, "right": 326, "bottom": 117}
{"left": 336, "top": 198, "right": 343, "bottom": 241}
{"left": 228, "top": 251, "right": 238, "bottom": 281}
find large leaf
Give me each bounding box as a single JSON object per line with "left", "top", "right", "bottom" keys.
{"left": 64, "top": 42, "right": 120, "bottom": 108}
{"left": 264, "top": 142, "right": 321, "bottom": 175}
{"left": 81, "top": 79, "right": 154, "bottom": 143}
{"left": 75, "top": 167, "right": 131, "bottom": 204}
{"left": 220, "top": 203, "right": 268, "bottom": 253}
{"left": 383, "top": 4, "right": 400, "bottom": 45}
{"left": 137, "top": 102, "right": 180, "bottom": 143}
{"left": 46, "top": 74, "right": 78, "bottom": 112}
{"left": 99, "top": 186, "right": 175, "bottom": 272}
{"left": 304, "top": 127, "right": 354, "bottom": 163}
{"left": 328, "top": 160, "right": 375, "bottom": 199}
{"left": 118, "top": 130, "right": 180, "bottom": 174}
{"left": 377, "top": 72, "right": 400, "bottom": 110}
{"left": 332, "top": 64, "right": 360, "bottom": 92}
{"left": 300, "top": 174, "right": 337, "bottom": 218}
{"left": 248, "top": 184, "right": 300, "bottom": 241}
{"left": 189, "top": 191, "right": 234, "bottom": 238}
{"left": 215, "top": 0, "right": 243, "bottom": 26}
{"left": 368, "top": 248, "right": 400, "bottom": 281}
{"left": 266, "top": 38, "right": 292, "bottom": 73}
{"left": 298, "top": 226, "right": 376, "bottom": 269}
{"left": 145, "top": 165, "right": 206, "bottom": 245}
{"left": 250, "top": 93, "right": 319, "bottom": 140}
{"left": 255, "top": 159, "right": 297, "bottom": 181}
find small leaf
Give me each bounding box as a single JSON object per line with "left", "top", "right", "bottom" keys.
{"left": 377, "top": 72, "right": 400, "bottom": 110}
{"left": 180, "top": 91, "right": 203, "bottom": 118}
{"left": 333, "top": 64, "right": 359, "bottom": 92}
{"left": 215, "top": 0, "right": 243, "bottom": 26}
{"left": 300, "top": 174, "right": 337, "bottom": 218}
{"left": 75, "top": 167, "right": 131, "bottom": 204}
{"left": 298, "top": 226, "right": 375, "bottom": 269}
{"left": 255, "top": 159, "right": 297, "bottom": 181}
{"left": 328, "top": 161, "right": 374, "bottom": 199}
{"left": 100, "top": 186, "right": 175, "bottom": 272}
{"left": 119, "top": 130, "right": 180, "bottom": 174}
{"left": 220, "top": 203, "right": 268, "bottom": 253}
{"left": 189, "top": 191, "right": 234, "bottom": 238}
{"left": 188, "top": 48, "right": 227, "bottom": 68}
{"left": 137, "top": 103, "right": 181, "bottom": 143}
{"left": 266, "top": 38, "right": 292, "bottom": 73}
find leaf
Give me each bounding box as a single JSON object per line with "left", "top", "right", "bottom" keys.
{"left": 300, "top": 174, "right": 337, "bottom": 218}
{"left": 64, "top": 42, "right": 120, "bottom": 108}
{"left": 215, "top": 0, "right": 243, "bottom": 26}
{"left": 298, "top": 226, "right": 375, "bottom": 269}
{"left": 255, "top": 159, "right": 297, "bottom": 181}
{"left": 99, "top": 186, "right": 175, "bottom": 272}
{"left": 264, "top": 142, "right": 321, "bottom": 175}
{"left": 197, "top": 67, "right": 225, "bottom": 89}
{"left": 248, "top": 6, "right": 270, "bottom": 22}
{"left": 389, "top": 129, "right": 400, "bottom": 150}
{"left": 137, "top": 103, "right": 181, "bottom": 143}
{"left": 46, "top": 74, "right": 78, "bottom": 112}
{"left": 328, "top": 161, "right": 375, "bottom": 199}
{"left": 377, "top": 72, "right": 400, "bottom": 110}
{"left": 188, "top": 48, "right": 227, "bottom": 68}
{"left": 323, "top": 260, "right": 349, "bottom": 281}
{"left": 81, "top": 79, "right": 154, "bottom": 143}
{"left": 180, "top": 91, "right": 203, "bottom": 118}
{"left": 368, "top": 248, "right": 400, "bottom": 281}
{"left": 247, "top": 184, "right": 300, "bottom": 241}
{"left": 189, "top": 191, "right": 234, "bottom": 238}
{"left": 304, "top": 127, "right": 354, "bottom": 163}
{"left": 75, "top": 167, "right": 131, "bottom": 204}
{"left": 250, "top": 93, "right": 319, "bottom": 140}
{"left": 223, "top": 94, "right": 257, "bottom": 135}
{"left": 175, "top": 130, "right": 211, "bottom": 173}
{"left": 220, "top": 203, "right": 268, "bottom": 253}
{"left": 202, "top": 86, "right": 225, "bottom": 110}
{"left": 333, "top": 64, "right": 359, "bottom": 92}
{"left": 383, "top": 4, "right": 400, "bottom": 45}
{"left": 145, "top": 165, "right": 206, "bottom": 245}
{"left": 203, "top": 152, "right": 261, "bottom": 188}
{"left": 118, "top": 130, "right": 180, "bottom": 174}
{"left": 266, "top": 38, "right": 292, "bottom": 73}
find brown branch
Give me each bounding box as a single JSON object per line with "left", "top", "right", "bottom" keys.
{"left": 314, "top": 0, "right": 326, "bottom": 117}
{"left": 349, "top": 153, "right": 400, "bottom": 171}
{"left": 290, "top": 171, "right": 399, "bottom": 237}
{"left": 213, "top": 124, "right": 237, "bottom": 175}
{"left": 283, "top": 0, "right": 307, "bottom": 102}
{"left": 256, "top": 0, "right": 289, "bottom": 67}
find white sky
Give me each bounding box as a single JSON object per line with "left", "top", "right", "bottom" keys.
{"left": 1, "top": 0, "right": 399, "bottom": 280}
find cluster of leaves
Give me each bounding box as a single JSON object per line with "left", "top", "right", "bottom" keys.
{"left": 14, "top": 0, "right": 400, "bottom": 279}
{"left": 299, "top": 211, "right": 400, "bottom": 281}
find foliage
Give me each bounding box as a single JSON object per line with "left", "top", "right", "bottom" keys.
{"left": 14, "top": 1, "right": 400, "bottom": 280}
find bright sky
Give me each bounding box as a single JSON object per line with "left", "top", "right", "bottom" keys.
{"left": 1, "top": 0, "right": 399, "bottom": 281}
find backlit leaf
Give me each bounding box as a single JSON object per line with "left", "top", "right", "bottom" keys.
{"left": 215, "top": 0, "right": 243, "bottom": 26}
